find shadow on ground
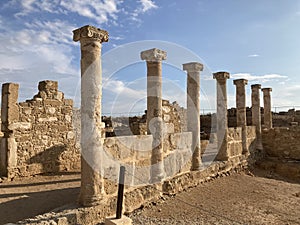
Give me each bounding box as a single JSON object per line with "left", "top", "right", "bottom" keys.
{"left": 0, "top": 176, "right": 80, "bottom": 224}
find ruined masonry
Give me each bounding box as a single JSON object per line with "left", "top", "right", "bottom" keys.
{"left": 0, "top": 81, "right": 79, "bottom": 178}
{"left": 2, "top": 24, "right": 298, "bottom": 225}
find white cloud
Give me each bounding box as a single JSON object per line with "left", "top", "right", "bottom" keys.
{"left": 60, "top": 0, "right": 121, "bottom": 24}
{"left": 11, "top": 0, "right": 122, "bottom": 25}
{"left": 248, "top": 54, "right": 260, "bottom": 57}
{"left": 140, "top": 0, "right": 158, "bottom": 12}
{"left": 231, "top": 73, "right": 288, "bottom": 82}
{"left": 6, "top": 0, "right": 159, "bottom": 28}
{"left": 13, "top": 0, "right": 63, "bottom": 17}
{"left": 102, "top": 78, "right": 146, "bottom": 114}
{"left": 0, "top": 18, "right": 78, "bottom": 97}
{"left": 129, "top": 0, "right": 158, "bottom": 23}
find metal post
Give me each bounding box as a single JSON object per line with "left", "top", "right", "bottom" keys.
{"left": 116, "top": 166, "right": 125, "bottom": 219}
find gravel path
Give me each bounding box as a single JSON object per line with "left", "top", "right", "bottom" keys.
{"left": 129, "top": 170, "right": 300, "bottom": 225}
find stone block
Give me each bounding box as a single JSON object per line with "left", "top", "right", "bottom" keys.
{"left": 38, "top": 117, "right": 58, "bottom": 122}
{"left": 55, "top": 91, "right": 64, "bottom": 101}
{"left": 64, "top": 99, "right": 73, "bottom": 106}
{"left": 169, "top": 132, "right": 192, "bottom": 150}
{"left": 7, "top": 137, "right": 17, "bottom": 168}
{"left": 44, "top": 99, "right": 62, "bottom": 106}
{"left": 164, "top": 151, "right": 176, "bottom": 178}
{"left": 38, "top": 80, "right": 58, "bottom": 92}
{"left": 124, "top": 189, "right": 144, "bottom": 212}
{"left": 105, "top": 216, "right": 132, "bottom": 225}
{"left": 1, "top": 83, "right": 20, "bottom": 124}
{"left": 164, "top": 123, "right": 174, "bottom": 134}
{"left": 8, "top": 122, "right": 32, "bottom": 131}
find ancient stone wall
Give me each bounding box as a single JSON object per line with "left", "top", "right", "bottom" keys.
{"left": 102, "top": 99, "right": 184, "bottom": 136}
{"left": 246, "top": 126, "right": 257, "bottom": 154}
{"left": 102, "top": 132, "right": 193, "bottom": 196}
{"left": 262, "top": 127, "right": 300, "bottom": 160}
{"left": 226, "top": 126, "right": 256, "bottom": 158}
{"left": 227, "top": 127, "right": 242, "bottom": 157}
{"left": 0, "top": 81, "right": 80, "bottom": 178}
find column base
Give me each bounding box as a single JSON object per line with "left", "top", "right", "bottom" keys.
{"left": 190, "top": 162, "right": 203, "bottom": 171}
{"left": 78, "top": 194, "right": 103, "bottom": 207}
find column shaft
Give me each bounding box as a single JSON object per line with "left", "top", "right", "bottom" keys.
{"left": 251, "top": 84, "right": 262, "bottom": 150}
{"left": 146, "top": 61, "right": 162, "bottom": 134}
{"left": 233, "top": 79, "right": 248, "bottom": 154}
{"left": 141, "top": 48, "right": 166, "bottom": 183}
{"left": 183, "top": 62, "right": 203, "bottom": 171}
{"left": 262, "top": 88, "right": 272, "bottom": 129}
{"left": 73, "top": 25, "right": 108, "bottom": 206}
{"left": 213, "top": 72, "right": 230, "bottom": 161}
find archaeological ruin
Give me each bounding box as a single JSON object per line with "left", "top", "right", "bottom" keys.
{"left": 0, "top": 25, "right": 299, "bottom": 225}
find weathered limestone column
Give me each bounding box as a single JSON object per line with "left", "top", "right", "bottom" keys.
{"left": 141, "top": 48, "right": 166, "bottom": 183}
{"left": 251, "top": 84, "right": 263, "bottom": 150}
{"left": 73, "top": 25, "right": 108, "bottom": 206}
{"left": 0, "top": 83, "right": 19, "bottom": 177}
{"left": 262, "top": 88, "right": 272, "bottom": 129}
{"left": 213, "top": 72, "right": 230, "bottom": 161}
{"left": 183, "top": 62, "right": 203, "bottom": 171}
{"left": 233, "top": 79, "right": 248, "bottom": 154}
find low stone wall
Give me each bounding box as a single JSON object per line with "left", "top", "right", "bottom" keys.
{"left": 227, "top": 127, "right": 242, "bottom": 157}
{"left": 262, "top": 127, "right": 300, "bottom": 160}
{"left": 101, "top": 132, "right": 193, "bottom": 196}
{"left": 246, "top": 126, "right": 257, "bottom": 154}
{"left": 16, "top": 155, "right": 249, "bottom": 225}
{"left": 226, "top": 126, "right": 256, "bottom": 158}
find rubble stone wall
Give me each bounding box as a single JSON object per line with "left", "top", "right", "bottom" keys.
{"left": 0, "top": 81, "right": 80, "bottom": 178}
{"left": 262, "top": 127, "right": 300, "bottom": 160}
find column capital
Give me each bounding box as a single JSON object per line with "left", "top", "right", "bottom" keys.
{"left": 183, "top": 62, "right": 203, "bottom": 72}
{"left": 251, "top": 84, "right": 261, "bottom": 89}
{"left": 233, "top": 79, "right": 248, "bottom": 86}
{"left": 141, "top": 48, "right": 167, "bottom": 62}
{"left": 213, "top": 71, "right": 230, "bottom": 81}
{"left": 73, "top": 25, "right": 109, "bottom": 43}
{"left": 262, "top": 87, "right": 272, "bottom": 93}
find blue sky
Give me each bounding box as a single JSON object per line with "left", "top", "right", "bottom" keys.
{"left": 0, "top": 0, "right": 300, "bottom": 115}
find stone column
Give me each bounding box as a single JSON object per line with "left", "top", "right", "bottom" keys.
{"left": 73, "top": 25, "right": 109, "bottom": 206}
{"left": 183, "top": 62, "right": 203, "bottom": 171}
{"left": 262, "top": 88, "right": 272, "bottom": 129}
{"left": 213, "top": 72, "right": 230, "bottom": 161}
{"left": 0, "top": 83, "right": 19, "bottom": 177}
{"left": 233, "top": 79, "right": 248, "bottom": 154}
{"left": 141, "top": 48, "right": 166, "bottom": 183}
{"left": 251, "top": 84, "right": 262, "bottom": 150}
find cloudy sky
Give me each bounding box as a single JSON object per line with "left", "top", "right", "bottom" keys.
{"left": 0, "top": 0, "right": 300, "bottom": 115}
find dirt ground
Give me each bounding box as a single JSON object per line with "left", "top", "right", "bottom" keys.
{"left": 0, "top": 173, "right": 80, "bottom": 224}
{"left": 0, "top": 169, "right": 300, "bottom": 225}
{"left": 130, "top": 169, "right": 300, "bottom": 224}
